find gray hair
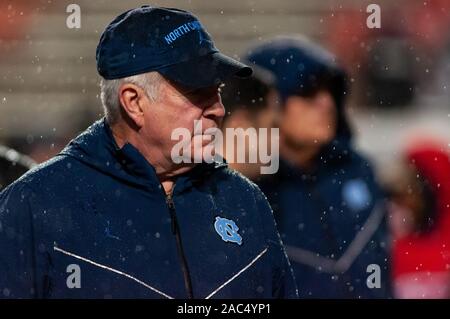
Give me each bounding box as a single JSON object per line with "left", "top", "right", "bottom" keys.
{"left": 100, "top": 71, "right": 163, "bottom": 124}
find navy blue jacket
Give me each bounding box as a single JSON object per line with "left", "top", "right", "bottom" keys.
{"left": 249, "top": 38, "right": 391, "bottom": 298}
{"left": 258, "top": 144, "right": 390, "bottom": 298}
{"left": 0, "top": 118, "right": 297, "bottom": 299}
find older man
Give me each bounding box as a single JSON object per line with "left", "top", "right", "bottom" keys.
{"left": 0, "top": 6, "right": 297, "bottom": 299}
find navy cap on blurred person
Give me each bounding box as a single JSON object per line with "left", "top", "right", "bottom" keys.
{"left": 96, "top": 6, "right": 252, "bottom": 87}
{"left": 245, "top": 36, "right": 347, "bottom": 101}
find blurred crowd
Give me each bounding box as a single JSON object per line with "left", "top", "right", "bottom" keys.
{"left": 1, "top": 0, "right": 450, "bottom": 298}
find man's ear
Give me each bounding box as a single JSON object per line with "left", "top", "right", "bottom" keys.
{"left": 118, "top": 83, "right": 147, "bottom": 128}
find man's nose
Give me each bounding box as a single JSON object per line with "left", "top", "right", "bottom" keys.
{"left": 204, "top": 97, "right": 225, "bottom": 120}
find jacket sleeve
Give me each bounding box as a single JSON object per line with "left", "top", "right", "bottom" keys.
{"left": 253, "top": 185, "right": 299, "bottom": 299}
{"left": 0, "top": 182, "right": 38, "bottom": 298}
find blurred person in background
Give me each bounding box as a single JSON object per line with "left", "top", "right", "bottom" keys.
{"left": 388, "top": 141, "right": 450, "bottom": 298}
{"left": 246, "top": 36, "right": 391, "bottom": 298}
{"left": 220, "top": 67, "right": 278, "bottom": 180}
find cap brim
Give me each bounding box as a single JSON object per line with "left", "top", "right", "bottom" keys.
{"left": 157, "top": 52, "right": 253, "bottom": 89}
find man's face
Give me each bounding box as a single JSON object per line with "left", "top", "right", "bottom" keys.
{"left": 140, "top": 78, "right": 225, "bottom": 163}
{"left": 280, "top": 89, "right": 337, "bottom": 147}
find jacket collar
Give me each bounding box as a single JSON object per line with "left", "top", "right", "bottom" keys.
{"left": 60, "top": 118, "right": 227, "bottom": 193}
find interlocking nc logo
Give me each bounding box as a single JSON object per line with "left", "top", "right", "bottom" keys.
{"left": 214, "top": 216, "right": 243, "bottom": 245}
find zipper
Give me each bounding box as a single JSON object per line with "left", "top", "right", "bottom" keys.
{"left": 165, "top": 191, "right": 194, "bottom": 299}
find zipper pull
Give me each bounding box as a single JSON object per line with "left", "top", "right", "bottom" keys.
{"left": 166, "top": 194, "right": 177, "bottom": 235}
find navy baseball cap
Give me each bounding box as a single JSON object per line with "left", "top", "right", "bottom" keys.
{"left": 245, "top": 36, "right": 347, "bottom": 100}
{"left": 96, "top": 6, "right": 252, "bottom": 88}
